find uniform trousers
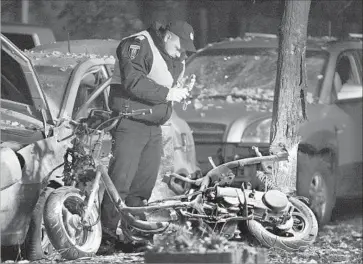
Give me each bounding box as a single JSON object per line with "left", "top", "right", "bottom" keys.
{"left": 101, "top": 117, "right": 162, "bottom": 231}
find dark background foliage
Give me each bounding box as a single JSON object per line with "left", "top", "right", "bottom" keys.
{"left": 1, "top": 0, "right": 362, "bottom": 49}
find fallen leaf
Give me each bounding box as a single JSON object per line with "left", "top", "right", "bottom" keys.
{"left": 193, "top": 99, "right": 203, "bottom": 110}
{"left": 78, "top": 256, "right": 92, "bottom": 260}
{"left": 339, "top": 242, "right": 348, "bottom": 248}
{"left": 351, "top": 231, "right": 363, "bottom": 238}
{"left": 226, "top": 95, "right": 234, "bottom": 103}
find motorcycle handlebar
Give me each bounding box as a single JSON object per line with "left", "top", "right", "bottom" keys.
{"left": 57, "top": 109, "right": 152, "bottom": 142}
{"left": 164, "top": 152, "right": 289, "bottom": 191}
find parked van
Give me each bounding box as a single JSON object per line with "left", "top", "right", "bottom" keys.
{"left": 1, "top": 22, "right": 56, "bottom": 50}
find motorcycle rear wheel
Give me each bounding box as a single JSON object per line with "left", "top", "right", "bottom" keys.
{"left": 247, "top": 197, "right": 318, "bottom": 251}
{"left": 43, "top": 187, "right": 102, "bottom": 260}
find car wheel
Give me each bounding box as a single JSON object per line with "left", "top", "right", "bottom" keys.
{"left": 25, "top": 187, "right": 55, "bottom": 260}
{"left": 297, "top": 152, "right": 336, "bottom": 225}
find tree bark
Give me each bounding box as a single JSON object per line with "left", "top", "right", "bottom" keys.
{"left": 270, "top": 0, "right": 311, "bottom": 195}
{"left": 140, "top": 0, "right": 187, "bottom": 27}
{"left": 21, "top": 0, "right": 29, "bottom": 24}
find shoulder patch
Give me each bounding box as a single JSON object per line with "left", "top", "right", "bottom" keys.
{"left": 128, "top": 44, "right": 140, "bottom": 60}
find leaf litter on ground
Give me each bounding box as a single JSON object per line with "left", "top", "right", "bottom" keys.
{"left": 17, "top": 205, "right": 363, "bottom": 264}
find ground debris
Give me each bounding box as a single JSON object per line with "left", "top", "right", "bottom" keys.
{"left": 267, "top": 210, "right": 362, "bottom": 264}
{"left": 29, "top": 253, "right": 144, "bottom": 264}
{"left": 9, "top": 203, "right": 362, "bottom": 264}
{"left": 351, "top": 230, "right": 363, "bottom": 239}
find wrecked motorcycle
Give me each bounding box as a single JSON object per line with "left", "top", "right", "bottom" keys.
{"left": 159, "top": 156, "right": 318, "bottom": 252}
{"left": 43, "top": 110, "right": 318, "bottom": 260}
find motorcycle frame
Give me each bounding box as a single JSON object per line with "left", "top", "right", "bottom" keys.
{"left": 62, "top": 112, "right": 290, "bottom": 242}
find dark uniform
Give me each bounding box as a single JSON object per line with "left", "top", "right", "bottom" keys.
{"left": 101, "top": 22, "right": 185, "bottom": 231}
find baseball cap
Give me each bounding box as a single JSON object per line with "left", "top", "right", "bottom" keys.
{"left": 168, "top": 20, "right": 196, "bottom": 52}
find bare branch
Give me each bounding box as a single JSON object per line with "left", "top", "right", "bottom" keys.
{"left": 337, "top": 0, "right": 354, "bottom": 15}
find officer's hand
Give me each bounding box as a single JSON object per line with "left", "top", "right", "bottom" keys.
{"left": 166, "top": 88, "right": 189, "bottom": 102}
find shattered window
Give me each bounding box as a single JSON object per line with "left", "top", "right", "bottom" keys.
{"left": 34, "top": 65, "right": 72, "bottom": 117}
{"left": 185, "top": 48, "right": 327, "bottom": 101}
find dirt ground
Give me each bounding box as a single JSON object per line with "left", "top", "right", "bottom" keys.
{"left": 3, "top": 199, "right": 362, "bottom": 264}
{"left": 268, "top": 199, "right": 363, "bottom": 264}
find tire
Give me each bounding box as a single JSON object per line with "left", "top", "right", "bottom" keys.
{"left": 43, "top": 187, "right": 102, "bottom": 260}
{"left": 25, "top": 187, "right": 55, "bottom": 261}
{"left": 247, "top": 197, "right": 318, "bottom": 251}
{"left": 297, "top": 152, "right": 336, "bottom": 225}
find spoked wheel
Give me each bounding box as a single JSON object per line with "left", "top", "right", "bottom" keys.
{"left": 290, "top": 210, "right": 307, "bottom": 234}
{"left": 247, "top": 197, "right": 318, "bottom": 251}
{"left": 43, "top": 187, "right": 102, "bottom": 260}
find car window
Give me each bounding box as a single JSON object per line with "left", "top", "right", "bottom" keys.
{"left": 335, "top": 53, "right": 358, "bottom": 86}
{"left": 2, "top": 32, "right": 35, "bottom": 50}
{"left": 333, "top": 51, "right": 360, "bottom": 93}
{"left": 185, "top": 49, "right": 327, "bottom": 100}
{"left": 333, "top": 51, "right": 362, "bottom": 101}
{"left": 1, "top": 49, "right": 33, "bottom": 105}
{"left": 73, "top": 70, "right": 107, "bottom": 119}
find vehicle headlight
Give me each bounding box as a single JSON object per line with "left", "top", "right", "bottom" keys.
{"left": 241, "top": 118, "right": 271, "bottom": 143}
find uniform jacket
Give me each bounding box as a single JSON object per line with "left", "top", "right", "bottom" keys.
{"left": 109, "top": 23, "right": 185, "bottom": 125}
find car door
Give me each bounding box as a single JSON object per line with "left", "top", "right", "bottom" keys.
{"left": 333, "top": 49, "right": 363, "bottom": 197}
{"left": 0, "top": 34, "right": 55, "bottom": 245}
{"left": 0, "top": 34, "right": 52, "bottom": 148}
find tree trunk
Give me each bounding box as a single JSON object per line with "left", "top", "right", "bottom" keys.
{"left": 21, "top": 0, "right": 29, "bottom": 23}
{"left": 198, "top": 8, "right": 208, "bottom": 48}
{"left": 141, "top": 0, "right": 187, "bottom": 27}
{"left": 270, "top": 0, "right": 311, "bottom": 195}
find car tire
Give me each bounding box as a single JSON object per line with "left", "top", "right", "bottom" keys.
{"left": 297, "top": 152, "right": 336, "bottom": 225}
{"left": 25, "top": 187, "right": 55, "bottom": 261}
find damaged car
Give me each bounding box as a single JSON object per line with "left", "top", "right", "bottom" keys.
{"left": 0, "top": 35, "right": 199, "bottom": 260}
{"left": 174, "top": 33, "right": 362, "bottom": 225}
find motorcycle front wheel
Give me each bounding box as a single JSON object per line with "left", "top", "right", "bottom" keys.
{"left": 247, "top": 196, "right": 318, "bottom": 251}
{"left": 43, "top": 187, "right": 102, "bottom": 260}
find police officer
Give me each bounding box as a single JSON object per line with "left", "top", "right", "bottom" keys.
{"left": 101, "top": 20, "right": 196, "bottom": 238}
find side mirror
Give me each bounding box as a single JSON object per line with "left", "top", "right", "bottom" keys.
{"left": 337, "top": 83, "right": 362, "bottom": 100}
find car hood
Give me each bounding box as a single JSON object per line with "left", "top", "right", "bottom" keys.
{"left": 174, "top": 97, "right": 272, "bottom": 126}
